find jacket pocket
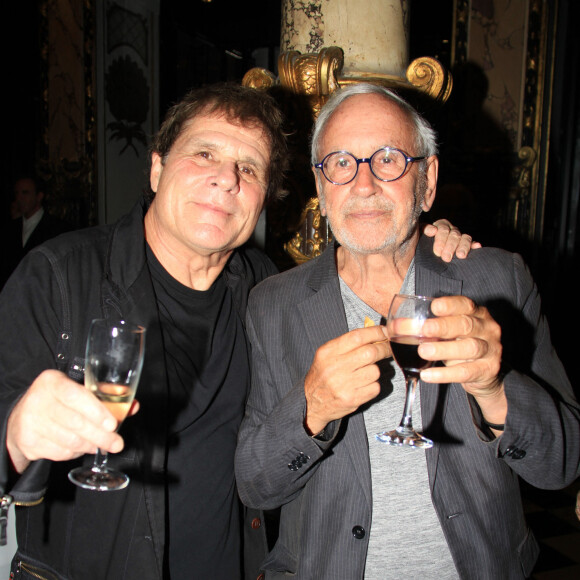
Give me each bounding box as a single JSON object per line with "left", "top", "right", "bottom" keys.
{"left": 260, "top": 541, "right": 298, "bottom": 576}
{"left": 11, "top": 555, "right": 63, "bottom": 580}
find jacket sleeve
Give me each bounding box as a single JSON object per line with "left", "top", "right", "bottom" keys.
{"left": 493, "top": 253, "right": 579, "bottom": 487}
{"left": 0, "top": 249, "right": 68, "bottom": 500}
{"left": 235, "top": 303, "right": 337, "bottom": 511}
{"left": 457, "top": 249, "right": 580, "bottom": 488}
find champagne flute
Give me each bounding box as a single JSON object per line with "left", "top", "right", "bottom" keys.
{"left": 68, "top": 319, "right": 146, "bottom": 491}
{"left": 376, "top": 294, "right": 437, "bottom": 448}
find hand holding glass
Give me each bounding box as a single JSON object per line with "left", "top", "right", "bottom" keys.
{"left": 68, "top": 319, "right": 146, "bottom": 491}
{"left": 376, "top": 294, "right": 437, "bottom": 448}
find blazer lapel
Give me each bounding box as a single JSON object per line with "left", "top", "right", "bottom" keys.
{"left": 298, "top": 245, "right": 373, "bottom": 506}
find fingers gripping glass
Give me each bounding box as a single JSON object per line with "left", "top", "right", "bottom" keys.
{"left": 313, "top": 147, "right": 426, "bottom": 185}
{"left": 68, "top": 319, "right": 146, "bottom": 491}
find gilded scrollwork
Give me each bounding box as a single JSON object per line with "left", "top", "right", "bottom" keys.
{"left": 245, "top": 47, "right": 452, "bottom": 114}
{"left": 243, "top": 47, "right": 344, "bottom": 118}
{"left": 278, "top": 47, "right": 344, "bottom": 117}
{"left": 405, "top": 57, "right": 453, "bottom": 103}
{"left": 510, "top": 145, "right": 538, "bottom": 201}
{"left": 504, "top": 145, "right": 538, "bottom": 231}
{"left": 284, "top": 197, "right": 333, "bottom": 264}
{"left": 514, "top": 146, "right": 537, "bottom": 194}
{"left": 242, "top": 68, "right": 277, "bottom": 90}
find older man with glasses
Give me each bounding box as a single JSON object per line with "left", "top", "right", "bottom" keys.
{"left": 235, "top": 83, "right": 580, "bottom": 579}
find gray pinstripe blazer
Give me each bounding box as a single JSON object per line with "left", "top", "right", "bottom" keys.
{"left": 235, "top": 237, "right": 580, "bottom": 579}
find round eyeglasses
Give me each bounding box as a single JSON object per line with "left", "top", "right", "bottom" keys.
{"left": 313, "top": 147, "right": 426, "bottom": 185}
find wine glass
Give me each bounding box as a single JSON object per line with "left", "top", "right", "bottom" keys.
{"left": 68, "top": 319, "right": 146, "bottom": 491}
{"left": 376, "top": 294, "right": 437, "bottom": 448}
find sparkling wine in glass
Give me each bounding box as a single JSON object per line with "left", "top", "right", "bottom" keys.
{"left": 376, "top": 294, "right": 437, "bottom": 448}
{"left": 68, "top": 319, "right": 146, "bottom": 491}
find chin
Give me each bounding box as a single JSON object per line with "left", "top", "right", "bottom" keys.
{"left": 188, "top": 230, "right": 229, "bottom": 251}
{"left": 334, "top": 226, "right": 398, "bottom": 255}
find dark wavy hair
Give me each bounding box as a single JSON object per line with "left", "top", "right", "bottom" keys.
{"left": 148, "top": 83, "right": 288, "bottom": 205}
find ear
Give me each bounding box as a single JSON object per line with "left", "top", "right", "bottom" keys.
{"left": 312, "top": 167, "right": 326, "bottom": 216}
{"left": 150, "top": 152, "right": 163, "bottom": 193}
{"left": 420, "top": 155, "right": 438, "bottom": 212}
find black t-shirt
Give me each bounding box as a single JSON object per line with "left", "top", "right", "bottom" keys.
{"left": 147, "top": 246, "right": 250, "bottom": 579}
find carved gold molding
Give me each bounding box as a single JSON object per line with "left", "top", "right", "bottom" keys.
{"left": 244, "top": 46, "right": 345, "bottom": 117}
{"left": 513, "top": 146, "right": 538, "bottom": 193}
{"left": 241, "top": 67, "right": 277, "bottom": 90}
{"left": 521, "top": 0, "right": 550, "bottom": 241}
{"left": 507, "top": 145, "right": 538, "bottom": 231}
{"left": 243, "top": 47, "right": 453, "bottom": 114}
{"left": 339, "top": 56, "right": 452, "bottom": 104}
{"left": 284, "top": 197, "right": 333, "bottom": 264}
{"left": 406, "top": 57, "right": 453, "bottom": 103}
{"left": 279, "top": 46, "right": 344, "bottom": 97}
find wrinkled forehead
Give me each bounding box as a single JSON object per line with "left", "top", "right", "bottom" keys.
{"left": 187, "top": 106, "right": 271, "bottom": 142}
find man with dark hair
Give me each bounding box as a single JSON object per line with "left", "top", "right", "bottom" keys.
{"left": 149, "top": 83, "right": 288, "bottom": 207}
{"left": 0, "top": 83, "right": 475, "bottom": 580}
{"left": 0, "top": 83, "right": 289, "bottom": 580}
{"left": 235, "top": 84, "right": 580, "bottom": 579}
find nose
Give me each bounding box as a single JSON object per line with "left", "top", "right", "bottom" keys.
{"left": 351, "top": 159, "right": 377, "bottom": 195}
{"left": 211, "top": 161, "right": 240, "bottom": 194}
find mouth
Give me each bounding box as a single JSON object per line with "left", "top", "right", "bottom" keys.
{"left": 346, "top": 207, "right": 390, "bottom": 221}
{"left": 194, "top": 201, "right": 232, "bottom": 218}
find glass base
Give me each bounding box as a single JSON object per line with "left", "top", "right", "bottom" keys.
{"left": 68, "top": 466, "right": 129, "bottom": 491}
{"left": 376, "top": 427, "right": 433, "bottom": 449}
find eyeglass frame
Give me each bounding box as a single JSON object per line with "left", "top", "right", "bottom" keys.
{"left": 313, "top": 147, "right": 427, "bottom": 185}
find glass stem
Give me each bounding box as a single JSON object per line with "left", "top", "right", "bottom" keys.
{"left": 398, "top": 375, "right": 418, "bottom": 433}
{"left": 93, "top": 448, "right": 109, "bottom": 472}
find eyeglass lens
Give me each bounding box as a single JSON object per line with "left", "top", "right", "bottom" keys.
{"left": 322, "top": 148, "right": 408, "bottom": 184}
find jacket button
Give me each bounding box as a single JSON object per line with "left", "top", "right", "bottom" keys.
{"left": 251, "top": 517, "right": 262, "bottom": 529}
{"left": 512, "top": 449, "right": 526, "bottom": 459}
{"left": 352, "top": 525, "right": 365, "bottom": 539}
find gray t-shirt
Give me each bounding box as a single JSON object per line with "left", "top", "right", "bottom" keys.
{"left": 339, "top": 264, "right": 458, "bottom": 579}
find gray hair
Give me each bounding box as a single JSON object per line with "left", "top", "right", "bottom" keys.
{"left": 310, "top": 83, "right": 438, "bottom": 165}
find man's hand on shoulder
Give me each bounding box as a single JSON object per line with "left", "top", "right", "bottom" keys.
{"left": 423, "top": 219, "right": 482, "bottom": 262}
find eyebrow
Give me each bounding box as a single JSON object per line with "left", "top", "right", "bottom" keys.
{"left": 185, "top": 137, "right": 267, "bottom": 170}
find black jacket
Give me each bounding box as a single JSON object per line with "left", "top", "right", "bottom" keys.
{"left": 0, "top": 199, "right": 276, "bottom": 580}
